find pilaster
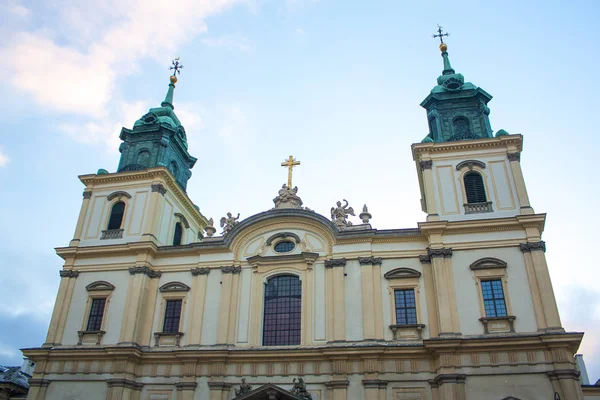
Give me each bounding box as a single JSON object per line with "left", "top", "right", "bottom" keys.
{"left": 428, "top": 248, "right": 461, "bottom": 336}
{"left": 419, "top": 255, "right": 439, "bottom": 337}
{"left": 430, "top": 374, "right": 466, "bottom": 400}
{"left": 419, "top": 160, "right": 440, "bottom": 221}
{"left": 326, "top": 258, "right": 346, "bottom": 342}
{"left": 362, "top": 379, "right": 387, "bottom": 400}
{"left": 507, "top": 152, "right": 534, "bottom": 215}
{"left": 359, "top": 257, "right": 384, "bottom": 340}
{"left": 207, "top": 382, "right": 232, "bottom": 400}
{"left": 27, "top": 379, "right": 50, "bottom": 400}
{"left": 548, "top": 370, "right": 584, "bottom": 400}
{"left": 175, "top": 382, "right": 198, "bottom": 400}
{"left": 187, "top": 267, "right": 210, "bottom": 345}
{"left": 106, "top": 379, "right": 143, "bottom": 400}
{"left": 326, "top": 380, "right": 349, "bottom": 400}
{"left": 141, "top": 183, "right": 167, "bottom": 242}
{"left": 70, "top": 190, "right": 93, "bottom": 246}
{"left": 217, "top": 266, "right": 241, "bottom": 345}
{"left": 45, "top": 269, "right": 79, "bottom": 346}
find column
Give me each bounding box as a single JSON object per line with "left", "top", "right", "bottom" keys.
{"left": 326, "top": 380, "right": 349, "bottom": 400}
{"left": 359, "top": 257, "right": 384, "bottom": 340}
{"left": 326, "top": 258, "right": 346, "bottom": 342}
{"left": 106, "top": 379, "right": 143, "bottom": 400}
{"left": 520, "top": 242, "right": 563, "bottom": 332}
{"left": 187, "top": 267, "right": 210, "bottom": 344}
{"left": 217, "top": 266, "right": 241, "bottom": 345}
{"left": 207, "top": 382, "right": 231, "bottom": 400}
{"left": 507, "top": 152, "right": 534, "bottom": 214}
{"left": 428, "top": 248, "right": 461, "bottom": 336}
{"left": 548, "top": 370, "right": 584, "bottom": 400}
{"left": 175, "top": 382, "right": 198, "bottom": 400}
{"left": 362, "top": 379, "right": 387, "bottom": 400}
{"left": 432, "top": 374, "right": 466, "bottom": 400}
{"left": 419, "top": 160, "right": 440, "bottom": 221}
{"left": 419, "top": 255, "right": 439, "bottom": 337}
{"left": 141, "top": 183, "right": 166, "bottom": 242}
{"left": 119, "top": 266, "right": 161, "bottom": 345}
{"left": 27, "top": 379, "right": 50, "bottom": 400}
{"left": 70, "top": 190, "right": 93, "bottom": 246}
{"left": 45, "top": 269, "right": 79, "bottom": 346}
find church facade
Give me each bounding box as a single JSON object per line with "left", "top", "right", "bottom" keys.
{"left": 23, "top": 43, "right": 592, "bottom": 400}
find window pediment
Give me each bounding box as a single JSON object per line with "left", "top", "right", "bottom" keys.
{"left": 266, "top": 232, "right": 301, "bottom": 245}
{"left": 247, "top": 252, "right": 318, "bottom": 266}
{"left": 384, "top": 268, "right": 421, "bottom": 279}
{"left": 107, "top": 191, "right": 132, "bottom": 201}
{"left": 456, "top": 159, "right": 486, "bottom": 171}
{"left": 159, "top": 282, "right": 190, "bottom": 292}
{"left": 174, "top": 213, "right": 190, "bottom": 228}
{"left": 86, "top": 281, "right": 115, "bottom": 291}
{"left": 470, "top": 257, "right": 507, "bottom": 270}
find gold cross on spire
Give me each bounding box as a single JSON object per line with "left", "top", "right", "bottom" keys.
{"left": 281, "top": 155, "right": 301, "bottom": 187}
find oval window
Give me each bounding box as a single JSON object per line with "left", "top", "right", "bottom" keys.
{"left": 274, "top": 241, "right": 295, "bottom": 253}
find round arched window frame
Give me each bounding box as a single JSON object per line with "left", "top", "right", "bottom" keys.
{"left": 273, "top": 240, "right": 295, "bottom": 253}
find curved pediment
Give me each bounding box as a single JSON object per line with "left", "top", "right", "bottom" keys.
{"left": 106, "top": 191, "right": 132, "bottom": 201}
{"left": 384, "top": 268, "right": 422, "bottom": 279}
{"left": 469, "top": 257, "right": 507, "bottom": 270}
{"left": 159, "top": 281, "right": 190, "bottom": 292}
{"left": 86, "top": 281, "right": 115, "bottom": 291}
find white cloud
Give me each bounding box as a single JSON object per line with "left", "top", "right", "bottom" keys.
{"left": 0, "top": 147, "right": 9, "bottom": 167}
{"left": 9, "top": 4, "right": 30, "bottom": 17}
{"left": 296, "top": 27, "right": 305, "bottom": 36}
{"left": 201, "top": 36, "right": 252, "bottom": 51}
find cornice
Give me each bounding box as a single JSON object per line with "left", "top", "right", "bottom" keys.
{"left": 412, "top": 134, "right": 523, "bottom": 159}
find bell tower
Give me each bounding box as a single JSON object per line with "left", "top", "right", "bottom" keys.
{"left": 412, "top": 29, "right": 534, "bottom": 221}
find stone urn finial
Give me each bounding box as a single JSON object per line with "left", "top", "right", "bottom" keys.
{"left": 205, "top": 217, "right": 217, "bottom": 237}
{"left": 359, "top": 204, "right": 372, "bottom": 224}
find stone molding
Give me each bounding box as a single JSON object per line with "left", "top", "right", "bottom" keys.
{"left": 221, "top": 265, "right": 242, "bottom": 274}
{"left": 456, "top": 159, "right": 486, "bottom": 171}
{"left": 325, "top": 258, "right": 347, "bottom": 268}
{"left": 151, "top": 183, "right": 167, "bottom": 196}
{"left": 427, "top": 247, "right": 453, "bottom": 258}
{"left": 100, "top": 229, "right": 123, "bottom": 240}
{"left": 419, "top": 160, "right": 433, "bottom": 171}
{"left": 419, "top": 255, "right": 431, "bottom": 264}
{"left": 129, "top": 266, "right": 162, "bottom": 278}
{"left": 86, "top": 281, "right": 115, "bottom": 291}
{"left": 519, "top": 241, "right": 546, "bottom": 253}
{"left": 82, "top": 190, "right": 92, "bottom": 199}
{"left": 358, "top": 257, "right": 383, "bottom": 266}
{"left": 207, "top": 382, "right": 233, "bottom": 390}
{"left": 106, "top": 378, "right": 143, "bottom": 390}
{"left": 59, "top": 270, "right": 79, "bottom": 278}
{"left": 266, "top": 232, "right": 301, "bottom": 245}
{"left": 507, "top": 152, "right": 521, "bottom": 162}
{"left": 174, "top": 213, "right": 190, "bottom": 228}
{"left": 547, "top": 369, "right": 580, "bottom": 380}
{"left": 325, "top": 380, "right": 350, "bottom": 389}
{"left": 247, "top": 252, "right": 319, "bottom": 266}
{"left": 107, "top": 191, "right": 132, "bottom": 201}
{"left": 469, "top": 257, "right": 507, "bottom": 270}
{"left": 77, "top": 330, "right": 105, "bottom": 345}
{"left": 154, "top": 332, "right": 184, "bottom": 347}
{"left": 362, "top": 379, "right": 388, "bottom": 389}
{"left": 175, "top": 382, "right": 198, "bottom": 391}
{"left": 384, "top": 268, "right": 422, "bottom": 279}
{"left": 479, "top": 316, "right": 516, "bottom": 334}
{"left": 191, "top": 267, "right": 210, "bottom": 276}
{"left": 389, "top": 324, "right": 425, "bottom": 340}
{"left": 28, "top": 379, "right": 51, "bottom": 388}
{"left": 429, "top": 374, "right": 466, "bottom": 387}
{"left": 159, "top": 282, "right": 191, "bottom": 292}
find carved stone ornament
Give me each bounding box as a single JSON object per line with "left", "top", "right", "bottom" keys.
{"left": 358, "top": 257, "right": 383, "bottom": 266}
{"left": 221, "top": 265, "right": 242, "bottom": 274}
{"left": 384, "top": 268, "right": 422, "bottom": 279}
{"left": 469, "top": 257, "right": 507, "bottom": 270}
{"left": 83, "top": 190, "right": 92, "bottom": 199}
{"left": 266, "top": 232, "right": 301, "bottom": 245}
{"left": 107, "top": 190, "right": 132, "bottom": 201}
{"left": 86, "top": 281, "right": 115, "bottom": 291}
{"left": 191, "top": 267, "right": 210, "bottom": 276}
{"left": 128, "top": 266, "right": 162, "bottom": 278}
{"left": 359, "top": 204, "right": 372, "bottom": 224}
{"left": 507, "top": 152, "right": 521, "bottom": 162}
{"left": 419, "top": 160, "right": 433, "bottom": 171}
{"left": 519, "top": 241, "right": 546, "bottom": 253}
{"left": 291, "top": 377, "right": 312, "bottom": 399}
{"left": 325, "top": 258, "right": 347, "bottom": 268}
{"left": 234, "top": 378, "right": 253, "bottom": 398}
{"left": 59, "top": 270, "right": 79, "bottom": 278}
{"left": 419, "top": 255, "right": 431, "bottom": 264}
{"left": 427, "top": 247, "right": 453, "bottom": 258}
{"left": 455, "top": 159, "right": 486, "bottom": 171}
{"left": 220, "top": 212, "right": 240, "bottom": 235}
{"left": 205, "top": 218, "right": 217, "bottom": 237}
{"left": 159, "top": 281, "right": 191, "bottom": 292}
{"left": 151, "top": 184, "right": 167, "bottom": 196}
{"left": 331, "top": 200, "right": 355, "bottom": 228}
{"left": 273, "top": 184, "right": 304, "bottom": 209}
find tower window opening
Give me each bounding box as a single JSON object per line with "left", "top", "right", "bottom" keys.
{"left": 451, "top": 117, "right": 471, "bottom": 140}
{"left": 263, "top": 275, "right": 301, "bottom": 346}
{"left": 173, "top": 222, "right": 183, "bottom": 246}
{"left": 464, "top": 172, "right": 487, "bottom": 203}
{"left": 107, "top": 201, "right": 125, "bottom": 230}
{"left": 136, "top": 150, "right": 150, "bottom": 167}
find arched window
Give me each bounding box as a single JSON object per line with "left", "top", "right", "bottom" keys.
{"left": 107, "top": 201, "right": 125, "bottom": 230}
{"left": 173, "top": 222, "right": 183, "bottom": 246}
{"left": 263, "top": 275, "right": 301, "bottom": 346}
{"left": 464, "top": 172, "right": 487, "bottom": 203}
{"left": 136, "top": 150, "right": 150, "bottom": 167}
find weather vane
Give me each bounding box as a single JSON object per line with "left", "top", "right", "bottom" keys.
{"left": 432, "top": 25, "right": 449, "bottom": 44}
{"left": 170, "top": 57, "right": 184, "bottom": 77}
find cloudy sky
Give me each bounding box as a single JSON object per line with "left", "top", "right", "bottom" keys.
{"left": 1, "top": 0, "right": 599, "bottom": 383}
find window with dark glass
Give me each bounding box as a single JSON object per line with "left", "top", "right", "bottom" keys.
{"left": 464, "top": 172, "right": 487, "bottom": 203}
{"left": 107, "top": 201, "right": 125, "bottom": 230}
{"left": 481, "top": 280, "right": 507, "bottom": 317}
{"left": 274, "top": 241, "right": 294, "bottom": 253}
{"left": 163, "top": 299, "right": 182, "bottom": 333}
{"left": 263, "top": 275, "right": 301, "bottom": 346}
{"left": 173, "top": 222, "right": 183, "bottom": 246}
{"left": 394, "top": 289, "right": 417, "bottom": 325}
{"left": 86, "top": 298, "right": 106, "bottom": 331}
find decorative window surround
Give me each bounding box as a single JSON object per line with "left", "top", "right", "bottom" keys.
{"left": 174, "top": 213, "right": 190, "bottom": 228}
{"left": 86, "top": 281, "right": 115, "bottom": 291}
{"left": 470, "top": 258, "right": 507, "bottom": 270}
{"left": 159, "top": 282, "right": 190, "bottom": 292}
{"left": 247, "top": 252, "right": 319, "bottom": 268}
{"left": 106, "top": 191, "right": 132, "bottom": 201}
{"left": 266, "top": 232, "right": 301, "bottom": 246}
{"left": 153, "top": 331, "right": 184, "bottom": 347}
{"left": 464, "top": 201, "right": 493, "bottom": 214}
{"left": 384, "top": 268, "right": 421, "bottom": 279}
{"left": 479, "top": 316, "right": 516, "bottom": 334}
{"left": 389, "top": 324, "right": 426, "bottom": 340}
{"left": 100, "top": 229, "right": 124, "bottom": 240}
{"left": 456, "top": 159, "right": 486, "bottom": 171}
{"left": 77, "top": 330, "right": 105, "bottom": 345}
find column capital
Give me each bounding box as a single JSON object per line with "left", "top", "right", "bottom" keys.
{"left": 221, "top": 265, "right": 242, "bottom": 274}
{"left": 129, "top": 265, "right": 162, "bottom": 278}
{"left": 325, "top": 380, "right": 350, "bottom": 389}
{"left": 106, "top": 378, "right": 143, "bottom": 390}
{"left": 28, "top": 379, "right": 51, "bottom": 388}
{"left": 507, "top": 152, "right": 521, "bottom": 162}
{"left": 151, "top": 183, "right": 167, "bottom": 196}
{"left": 191, "top": 267, "right": 211, "bottom": 276}
{"left": 207, "top": 382, "right": 233, "bottom": 389}
{"left": 419, "top": 160, "right": 433, "bottom": 171}
{"left": 358, "top": 257, "right": 383, "bottom": 266}
{"left": 325, "top": 258, "right": 347, "bottom": 268}
{"left": 82, "top": 190, "right": 92, "bottom": 199}
{"left": 520, "top": 241, "right": 546, "bottom": 253}
{"left": 419, "top": 255, "right": 431, "bottom": 264}
{"left": 430, "top": 374, "right": 466, "bottom": 385}
{"left": 427, "top": 247, "right": 453, "bottom": 258}
{"left": 175, "top": 382, "right": 198, "bottom": 391}
{"left": 547, "top": 369, "right": 580, "bottom": 381}
{"left": 59, "top": 269, "right": 79, "bottom": 278}
{"left": 362, "top": 379, "right": 388, "bottom": 389}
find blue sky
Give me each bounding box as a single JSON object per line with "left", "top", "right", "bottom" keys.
{"left": 1, "top": 0, "right": 599, "bottom": 383}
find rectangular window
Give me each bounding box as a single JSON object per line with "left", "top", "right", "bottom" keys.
{"left": 163, "top": 299, "right": 182, "bottom": 333}
{"left": 394, "top": 289, "right": 417, "bottom": 325}
{"left": 86, "top": 298, "right": 106, "bottom": 331}
{"left": 481, "top": 280, "right": 507, "bottom": 317}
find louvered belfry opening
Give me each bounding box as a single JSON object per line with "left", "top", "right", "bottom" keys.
{"left": 107, "top": 201, "right": 125, "bottom": 230}
{"left": 464, "top": 172, "right": 487, "bottom": 203}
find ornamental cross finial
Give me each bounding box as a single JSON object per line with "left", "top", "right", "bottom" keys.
{"left": 432, "top": 25, "right": 449, "bottom": 44}
{"left": 281, "top": 155, "right": 301, "bottom": 187}
{"left": 170, "top": 57, "right": 184, "bottom": 76}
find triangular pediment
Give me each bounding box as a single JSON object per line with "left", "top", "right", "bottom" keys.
{"left": 235, "top": 383, "right": 306, "bottom": 400}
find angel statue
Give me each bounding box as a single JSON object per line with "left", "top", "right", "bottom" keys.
{"left": 291, "top": 377, "right": 312, "bottom": 399}
{"left": 220, "top": 212, "right": 240, "bottom": 235}
{"left": 234, "top": 378, "right": 252, "bottom": 397}
{"left": 331, "top": 199, "right": 355, "bottom": 228}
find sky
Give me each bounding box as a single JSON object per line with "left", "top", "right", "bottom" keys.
{"left": 0, "top": 0, "right": 599, "bottom": 384}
